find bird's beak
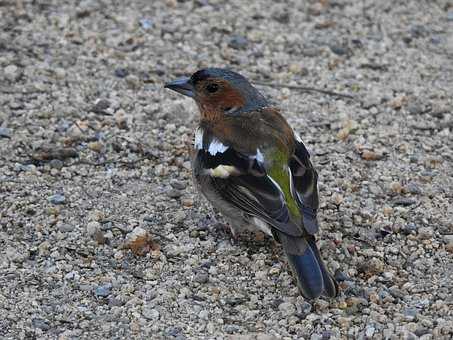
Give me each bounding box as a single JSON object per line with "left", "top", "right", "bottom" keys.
{"left": 164, "top": 77, "right": 194, "bottom": 98}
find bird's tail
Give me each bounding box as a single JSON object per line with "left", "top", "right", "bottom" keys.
{"left": 277, "top": 232, "right": 338, "bottom": 299}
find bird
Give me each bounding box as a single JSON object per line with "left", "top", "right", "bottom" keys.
{"left": 165, "top": 68, "right": 338, "bottom": 299}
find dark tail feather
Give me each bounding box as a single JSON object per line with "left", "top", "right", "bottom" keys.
{"left": 278, "top": 232, "right": 338, "bottom": 299}
{"left": 307, "top": 238, "right": 338, "bottom": 298}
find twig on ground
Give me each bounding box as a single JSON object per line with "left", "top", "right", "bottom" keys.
{"left": 253, "top": 81, "right": 356, "bottom": 99}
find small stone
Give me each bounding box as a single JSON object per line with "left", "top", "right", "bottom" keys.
{"left": 154, "top": 164, "right": 168, "bottom": 177}
{"left": 32, "top": 318, "right": 50, "bottom": 331}
{"left": 278, "top": 302, "right": 296, "bottom": 316}
{"left": 49, "top": 159, "right": 64, "bottom": 170}
{"left": 337, "top": 120, "right": 358, "bottom": 140}
{"left": 170, "top": 180, "right": 186, "bottom": 190}
{"left": 224, "top": 324, "right": 240, "bottom": 334}
{"left": 108, "top": 297, "right": 125, "bottom": 307}
{"left": 166, "top": 189, "right": 182, "bottom": 198}
{"left": 365, "top": 325, "right": 375, "bottom": 338}
{"left": 408, "top": 102, "right": 424, "bottom": 115}
{"left": 58, "top": 223, "right": 75, "bottom": 232}
{"left": 88, "top": 141, "right": 104, "bottom": 153}
{"left": 393, "top": 197, "right": 416, "bottom": 206}
{"left": 86, "top": 221, "right": 101, "bottom": 236}
{"left": 95, "top": 284, "right": 112, "bottom": 297}
{"left": 405, "top": 182, "right": 422, "bottom": 195}
{"left": 228, "top": 35, "right": 248, "bottom": 50}
{"left": 334, "top": 270, "right": 350, "bottom": 282}
{"left": 404, "top": 307, "right": 418, "bottom": 321}
{"left": 124, "top": 227, "right": 159, "bottom": 256}
{"left": 448, "top": 11, "right": 453, "bottom": 21}
{"left": 402, "top": 222, "right": 418, "bottom": 234}
{"left": 139, "top": 18, "right": 153, "bottom": 29}
{"left": 49, "top": 194, "right": 66, "bottom": 205}
{"left": 272, "top": 9, "right": 290, "bottom": 24}
{"left": 142, "top": 306, "right": 160, "bottom": 320}
{"left": 444, "top": 235, "right": 453, "bottom": 253}
{"left": 390, "top": 182, "right": 403, "bottom": 194}
{"left": 115, "top": 67, "right": 129, "bottom": 78}
{"left": 361, "top": 150, "right": 384, "bottom": 161}
{"left": 389, "top": 95, "right": 408, "bottom": 109}
{"left": 194, "top": 272, "right": 209, "bottom": 284}
{"left": 115, "top": 109, "right": 129, "bottom": 129}
{"left": 329, "top": 44, "right": 349, "bottom": 56}
{"left": 332, "top": 193, "right": 343, "bottom": 205}
{"left": 4, "top": 65, "right": 19, "bottom": 81}
{"left": 198, "top": 310, "right": 209, "bottom": 320}
{"left": 91, "top": 99, "right": 110, "bottom": 114}
{"left": 288, "top": 63, "right": 308, "bottom": 76}
{"left": 418, "top": 227, "right": 434, "bottom": 240}
{"left": 299, "top": 301, "right": 312, "bottom": 314}
{"left": 358, "top": 258, "right": 384, "bottom": 276}
{"left": 0, "top": 127, "right": 11, "bottom": 139}
{"left": 182, "top": 198, "right": 194, "bottom": 207}
{"left": 125, "top": 74, "right": 140, "bottom": 89}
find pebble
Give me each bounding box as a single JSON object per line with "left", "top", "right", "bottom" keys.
{"left": 417, "top": 227, "right": 434, "bottom": 240}
{"left": 114, "top": 67, "right": 129, "bottom": 78}
{"left": 278, "top": 302, "right": 296, "bottom": 316}
{"left": 48, "top": 194, "right": 66, "bottom": 205}
{"left": 32, "top": 318, "right": 50, "bottom": 331}
{"left": 228, "top": 35, "right": 248, "bottom": 50}
{"left": 365, "top": 325, "right": 375, "bottom": 338}
{"left": 448, "top": 11, "right": 453, "bottom": 21}
{"left": 4, "top": 65, "right": 19, "bottom": 81}
{"left": 393, "top": 197, "right": 416, "bottom": 206}
{"left": 86, "top": 221, "right": 101, "bottom": 237}
{"left": 170, "top": 180, "right": 186, "bottom": 190}
{"left": 443, "top": 235, "right": 453, "bottom": 253}
{"left": 194, "top": 272, "right": 209, "bottom": 284}
{"left": 329, "top": 44, "right": 349, "bottom": 56}
{"left": 94, "top": 284, "right": 112, "bottom": 297}
{"left": 166, "top": 189, "right": 182, "bottom": 198}
{"left": 58, "top": 223, "right": 75, "bottom": 232}
{"left": 404, "top": 307, "right": 418, "bottom": 321}
{"left": 142, "top": 306, "right": 160, "bottom": 320}
{"left": 0, "top": 127, "right": 11, "bottom": 138}
{"left": 49, "top": 159, "right": 64, "bottom": 170}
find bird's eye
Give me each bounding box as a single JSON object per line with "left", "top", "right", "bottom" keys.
{"left": 205, "top": 83, "right": 219, "bottom": 93}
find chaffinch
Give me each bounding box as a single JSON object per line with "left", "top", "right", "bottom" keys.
{"left": 165, "top": 68, "right": 338, "bottom": 300}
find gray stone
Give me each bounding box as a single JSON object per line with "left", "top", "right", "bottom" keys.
{"left": 32, "top": 318, "right": 50, "bottom": 331}
{"left": 94, "top": 284, "right": 112, "bottom": 297}
{"left": 194, "top": 272, "right": 209, "bottom": 284}
{"left": 49, "top": 193, "right": 66, "bottom": 205}
{"left": 228, "top": 35, "right": 248, "bottom": 50}
{"left": 278, "top": 302, "right": 296, "bottom": 316}
{"left": 142, "top": 306, "right": 160, "bottom": 320}
{"left": 0, "top": 127, "right": 11, "bottom": 139}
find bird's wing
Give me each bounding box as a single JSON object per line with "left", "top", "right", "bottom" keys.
{"left": 194, "top": 140, "right": 304, "bottom": 237}
{"left": 288, "top": 139, "right": 320, "bottom": 234}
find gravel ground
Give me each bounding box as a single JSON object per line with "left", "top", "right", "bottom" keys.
{"left": 1, "top": 0, "right": 453, "bottom": 339}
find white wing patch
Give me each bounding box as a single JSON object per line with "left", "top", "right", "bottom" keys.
{"left": 294, "top": 132, "right": 302, "bottom": 142}
{"left": 206, "top": 165, "right": 239, "bottom": 178}
{"left": 194, "top": 128, "right": 229, "bottom": 155}
{"left": 255, "top": 149, "right": 264, "bottom": 164}
{"left": 208, "top": 138, "right": 228, "bottom": 155}
{"left": 194, "top": 128, "right": 203, "bottom": 150}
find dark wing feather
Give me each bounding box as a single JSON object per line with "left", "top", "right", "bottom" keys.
{"left": 289, "top": 141, "right": 320, "bottom": 235}
{"left": 194, "top": 148, "right": 303, "bottom": 237}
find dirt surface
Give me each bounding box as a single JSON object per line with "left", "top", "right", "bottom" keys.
{"left": 1, "top": 0, "right": 453, "bottom": 339}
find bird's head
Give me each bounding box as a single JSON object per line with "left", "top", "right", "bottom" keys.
{"left": 165, "top": 68, "right": 268, "bottom": 117}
